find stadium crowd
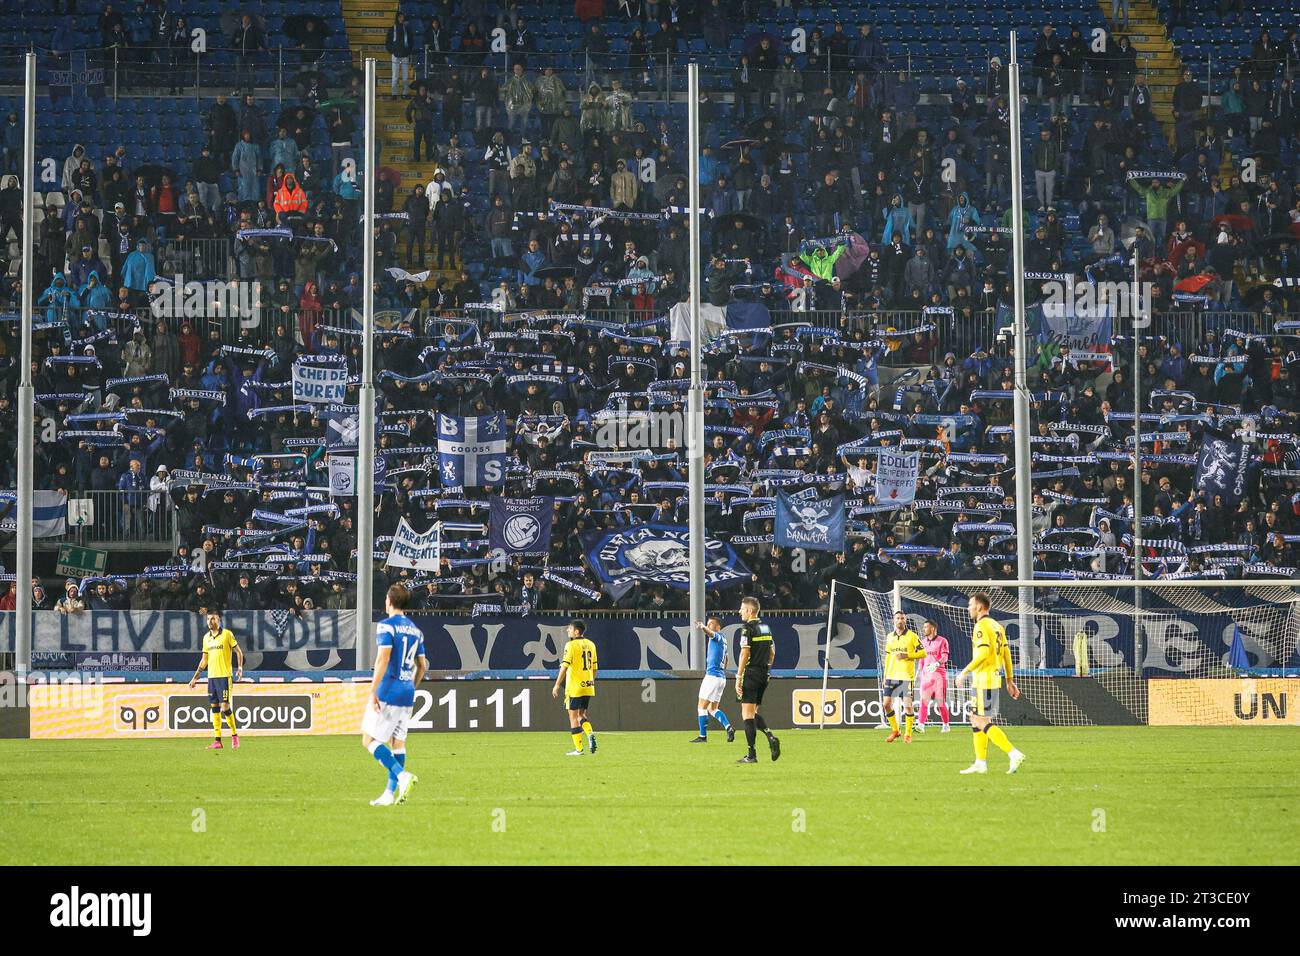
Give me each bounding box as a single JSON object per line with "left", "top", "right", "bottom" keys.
{"left": 1, "top": 0, "right": 1299, "bottom": 617}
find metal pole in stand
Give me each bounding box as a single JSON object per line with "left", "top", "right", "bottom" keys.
{"left": 16, "top": 52, "right": 36, "bottom": 677}
{"left": 686, "top": 62, "right": 705, "bottom": 672}
{"left": 356, "top": 58, "right": 378, "bottom": 672}
{"left": 1008, "top": 33, "right": 1036, "bottom": 669}
{"left": 1132, "top": 248, "right": 1144, "bottom": 662}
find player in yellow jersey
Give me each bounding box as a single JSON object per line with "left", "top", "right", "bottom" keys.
{"left": 881, "top": 610, "right": 926, "bottom": 743}
{"left": 955, "top": 593, "right": 1025, "bottom": 774}
{"left": 552, "top": 620, "right": 598, "bottom": 756}
{"left": 188, "top": 612, "right": 245, "bottom": 751}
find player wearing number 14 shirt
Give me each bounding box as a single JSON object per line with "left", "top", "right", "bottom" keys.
{"left": 361, "top": 585, "right": 428, "bottom": 806}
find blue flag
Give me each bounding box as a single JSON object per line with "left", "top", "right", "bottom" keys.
{"left": 49, "top": 51, "right": 105, "bottom": 102}
{"left": 1196, "top": 436, "right": 1251, "bottom": 505}
{"left": 489, "top": 496, "right": 554, "bottom": 556}
{"left": 775, "top": 491, "right": 846, "bottom": 552}
{"left": 326, "top": 412, "right": 358, "bottom": 450}
{"left": 1228, "top": 626, "right": 1251, "bottom": 671}
{"left": 581, "top": 523, "right": 750, "bottom": 599}
{"left": 438, "top": 412, "right": 509, "bottom": 487}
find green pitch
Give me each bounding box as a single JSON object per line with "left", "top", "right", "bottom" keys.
{"left": 2, "top": 728, "right": 1297, "bottom": 865}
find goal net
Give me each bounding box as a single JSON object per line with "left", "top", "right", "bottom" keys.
{"left": 853, "top": 581, "right": 1300, "bottom": 727}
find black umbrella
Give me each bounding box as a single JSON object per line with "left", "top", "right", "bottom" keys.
{"left": 722, "top": 138, "right": 759, "bottom": 150}
{"left": 777, "top": 141, "right": 808, "bottom": 153}
{"left": 133, "top": 164, "right": 177, "bottom": 188}
{"left": 717, "top": 213, "right": 765, "bottom": 233}
{"left": 742, "top": 31, "right": 778, "bottom": 55}
{"left": 1241, "top": 282, "right": 1282, "bottom": 307}
{"left": 290, "top": 68, "right": 328, "bottom": 92}
{"left": 283, "top": 14, "right": 331, "bottom": 43}
{"left": 276, "top": 104, "right": 317, "bottom": 131}
{"left": 220, "top": 8, "right": 266, "bottom": 36}
{"left": 533, "top": 265, "right": 576, "bottom": 281}
{"left": 1257, "top": 232, "right": 1297, "bottom": 251}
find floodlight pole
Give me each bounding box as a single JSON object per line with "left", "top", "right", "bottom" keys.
{"left": 15, "top": 52, "right": 35, "bottom": 676}
{"left": 356, "top": 58, "right": 377, "bottom": 671}
{"left": 687, "top": 62, "right": 705, "bottom": 672}
{"left": 1132, "top": 248, "right": 1144, "bottom": 659}
{"left": 1008, "top": 34, "right": 1035, "bottom": 668}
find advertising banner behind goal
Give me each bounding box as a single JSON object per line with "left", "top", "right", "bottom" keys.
{"left": 1148, "top": 679, "right": 1300, "bottom": 726}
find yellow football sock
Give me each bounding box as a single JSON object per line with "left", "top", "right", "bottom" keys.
{"left": 973, "top": 730, "right": 989, "bottom": 761}
{"left": 212, "top": 712, "right": 223, "bottom": 738}
{"left": 225, "top": 712, "right": 238, "bottom": 734}
{"left": 581, "top": 720, "right": 593, "bottom": 736}
{"left": 905, "top": 714, "right": 914, "bottom": 736}
{"left": 888, "top": 714, "right": 899, "bottom": 733}
{"left": 570, "top": 731, "right": 585, "bottom": 752}
{"left": 986, "top": 725, "right": 1013, "bottom": 754}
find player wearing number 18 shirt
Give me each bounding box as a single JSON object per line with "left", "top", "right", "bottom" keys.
{"left": 552, "top": 620, "right": 598, "bottom": 756}
{"left": 361, "top": 585, "right": 428, "bottom": 805}
{"left": 188, "top": 612, "right": 244, "bottom": 751}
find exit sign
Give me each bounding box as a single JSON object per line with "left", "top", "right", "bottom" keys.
{"left": 55, "top": 544, "right": 107, "bottom": 579}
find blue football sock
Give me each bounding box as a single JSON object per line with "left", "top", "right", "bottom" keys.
{"left": 371, "top": 742, "right": 401, "bottom": 776}
{"left": 714, "top": 710, "right": 732, "bottom": 729}
{"left": 697, "top": 714, "right": 708, "bottom": 737}
{"left": 387, "top": 751, "right": 406, "bottom": 793}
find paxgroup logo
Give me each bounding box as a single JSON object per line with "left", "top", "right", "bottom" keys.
{"left": 149, "top": 274, "right": 264, "bottom": 326}
{"left": 793, "top": 688, "right": 973, "bottom": 727}
{"left": 168, "top": 694, "right": 313, "bottom": 732}
{"left": 115, "top": 696, "right": 164, "bottom": 732}
{"left": 792, "top": 689, "right": 842, "bottom": 725}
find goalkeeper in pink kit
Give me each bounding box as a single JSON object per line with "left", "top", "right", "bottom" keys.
{"left": 916, "top": 620, "right": 951, "bottom": 733}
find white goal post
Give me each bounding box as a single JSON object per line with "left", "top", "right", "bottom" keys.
{"left": 815, "top": 579, "right": 1300, "bottom": 728}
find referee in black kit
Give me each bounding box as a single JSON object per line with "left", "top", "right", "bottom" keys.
{"left": 734, "top": 596, "right": 781, "bottom": 764}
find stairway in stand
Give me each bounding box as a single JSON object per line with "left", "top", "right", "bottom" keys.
{"left": 340, "top": 0, "right": 460, "bottom": 277}
{"left": 1108, "top": 0, "right": 1255, "bottom": 296}
{"left": 1101, "top": 0, "right": 1182, "bottom": 146}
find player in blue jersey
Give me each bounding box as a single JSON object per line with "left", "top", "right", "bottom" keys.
{"left": 361, "top": 584, "right": 428, "bottom": 806}
{"left": 690, "top": 617, "right": 736, "bottom": 743}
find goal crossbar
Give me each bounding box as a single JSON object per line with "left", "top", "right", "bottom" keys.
{"left": 892, "top": 579, "right": 1300, "bottom": 611}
